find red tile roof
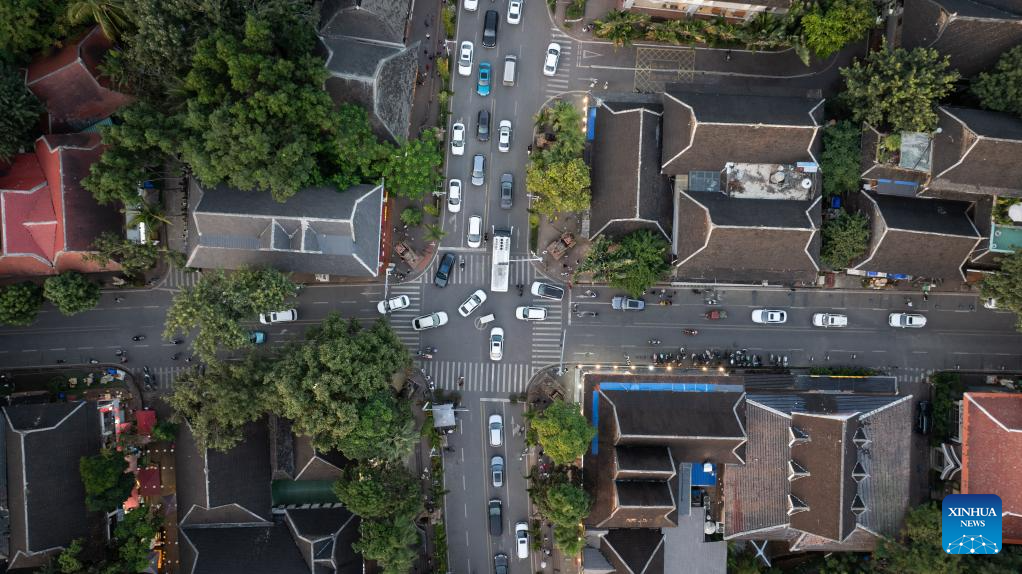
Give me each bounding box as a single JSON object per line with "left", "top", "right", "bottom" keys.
{"left": 26, "top": 27, "right": 132, "bottom": 134}
{"left": 961, "top": 392, "right": 1022, "bottom": 544}
{"left": 136, "top": 410, "right": 157, "bottom": 437}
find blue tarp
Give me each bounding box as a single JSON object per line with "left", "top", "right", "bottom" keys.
{"left": 690, "top": 463, "right": 717, "bottom": 486}
{"left": 586, "top": 107, "right": 596, "bottom": 141}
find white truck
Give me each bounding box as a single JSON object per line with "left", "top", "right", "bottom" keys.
{"left": 490, "top": 228, "right": 511, "bottom": 292}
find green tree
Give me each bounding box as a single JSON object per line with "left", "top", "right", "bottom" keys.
{"left": 327, "top": 103, "right": 391, "bottom": 188}
{"left": 973, "top": 45, "right": 1022, "bottom": 118}
{"left": 0, "top": 63, "right": 44, "bottom": 161}
{"left": 354, "top": 517, "right": 419, "bottom": 574}
{"left": 179, "top": 8, "right": 337, "bottom": 201}
{"left": 332, "top": 461, "right": 423, "bottom": 520}
{"left": 874, "top": 503, "right": 962, "bottom": 574}
{"left": 821, "top": 210, "right": 870, "bottom": 269}
{"left": 538, "top": 482, "right": 591, "bottom": 526}
{"left": 527, "top": 158, "right": 591, "bottom": 216}
{"left": 56, "top": 539, "right": 85, "bottom": 574}
{"left": 0, "top": 281, "right": 44, "bottom": 326}
{"left": 270, "top": 314, "right": 411, "bottom": 451}
{"left": 981, "top": 249, "right": 1022, "bottom": 330}
{"left": 800, "top": 0, "right": 875, "bottom": 59}
{"left": 400, "top": 207, "right": 423, "bottom": 227}
{"left": 111, "top": 506, "right": 162, "bottom": 572}
{"left": 84, "top": 231, "right": 160, "bottom": 278}
{"left": 577, "top": 230, "right": 669, "bottom": 297}
{"left": 840, "top": 42, "right": 959, "bottom": 133}
{"left": 336, "top": 392, "right": 417, "bottom": 461}
{"left": 423, "top": 223, "right": 446, "bottom": 243}
{"left": 149, "top": 420, "right": 178, "bottom": 442}
{"left": 167, "top": 353, "right": 276, "bottom": 451}
{"left": 0, "top": 0, "right": 70, "bottom": 64}
{"left": 821, "top": 120, "right": 862, "bottom": 198}
{"left": 553, "top": 523, "right": 585, "bottom": 557}
{"left": 593, "top": 10, "right": 649, "bottom": 48}
{"left": 381, "top": 129, "right": 443, "bottom": 199}
{"left": 530, "top": 400, "right": 595, "bottom": 466}
{"left": 163, "top": 267, "right": 296, "bottom": 362}
{"left": 43, "top": 272, "right": 100, "bottom": 316}
{"left": 79, "top": 448, "right": 134, "bottom": 512}
{"left": 66, "top": 0, "right": 130, "bottom": 40}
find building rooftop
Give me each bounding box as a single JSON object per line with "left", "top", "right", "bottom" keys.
{"left": 724, "top": 163, "right": 818, "bottom": 200}
{"left": 961, "top": 393, "right": 1022, "bottom": 544}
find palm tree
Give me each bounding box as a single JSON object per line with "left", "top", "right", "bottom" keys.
{"left": 593, "top": 10, "right": 649, "bottom": 48}
{"left": 67, "top": 0, "right": 131, "bottom": 40}
{"left": 125, "top": 201, "right": 170, "bottom": 240}
{"left": 423, "top": 224, "right": 447, "bottom": 243}
{"left": 645, "top": 22, "right": 678, "bottom": 45}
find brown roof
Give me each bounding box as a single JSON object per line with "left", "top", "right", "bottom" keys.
{"left": 661, "top": 92, "right": 823, "bottom": 176}
{"left": 961, "top": 393, "right": 1022, "bottom": 544}
{"left": 929, "top": 108, "right": 1022, "bottom": 197}
{"left": 901, "top": 0, "right": 1022, "bottom": 77}
{"left": 789, "top": 413, "right": 859, "bottom": 542}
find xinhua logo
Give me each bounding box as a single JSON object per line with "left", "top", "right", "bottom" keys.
{"left": 942, "top": 494, "right": 1002, "bottom": 554}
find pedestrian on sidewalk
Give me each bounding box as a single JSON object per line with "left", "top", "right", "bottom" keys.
{"left": 426, "top": 33, "right": 430, "bottom": 40}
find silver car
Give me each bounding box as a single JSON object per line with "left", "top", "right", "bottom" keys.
{"left": 472, "top": 154, "right": 485, "bottom": 186}
{"left": 491, "top": 455, "right": 504, "bottom": 487}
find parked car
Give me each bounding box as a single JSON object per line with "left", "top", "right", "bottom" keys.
{"left": 531, "top": 281, "right": 564, "bottom": 300}
{"left": 458, "top": 289, "right": 487, "bottom": 317}
{"left": 467, "top": 215, "right": 483, "bottom": 248}
{"left": 494, "top": 553, "right": 508, "bottom": 574}
{"left": 464, "top": 0, "right": 478, "bottom": 11}
{"left": 507, "top": 0, "right": 522, "bottom": 24}
{"left": 543, "top": 42, "right": 561, "bottom": 76}
{"left": 500, "top": 173, "right": 513, "bottom": 209}
{"left": 812, "top": 313, "right": 848, "bottom": 328}
{"left": 377, "top": 295, "right": 410, "bottom": 314}
{"left": 497, "top": 120, "right": 512, "bottom": 152}
{"left": 447, "top": 179, "right": 462, "bottom": 213}
{"left": 471, "top": 153, "right": 485, "bottom": 186}
{"left": 259, "top": 309, "right": 297, "bottom": 324}
{"left": 450, "top": 122, "right": 466, "bottom": 156}
{"left": 515, "top": 521, "right": 529, "bottom": 559}
{"left": 488, "top": 413, "right": 503, "bottom": 446}
{"left": 491, "top": 455, "right": 504, "bottom": 487}
{"left": 457, "top": 41, "right": 473, "bottom": 76}
{"left": 515, "top": 306, "right": 547, "bottom": 321}
{"left": 751, "top": 309, "right": 787, "bottom": 324}
{"left": 434, "top": 252, "right": 456, "bottom": 287}
{"left": 611, "top": 296, "right": 645, "bottom": 311}
{"left": 489, "top": 327, "right": 504, "bottom": 361}
{"left": 488, "top": 499, "right": 503, "bottom": 536}
{"left": 477, "top": 62, "right": 491, "bottom": 96}
{"left": 412, "top": 311, "right": 448, "bottom": 331}
{"left": 477, "top": 109, "right": 490, "bottom": 141}
{"left": 889, "top": 312, "right": 927, "bottom": 328}
{"left": 916, "top": 400, "right": 932, "bottom": 434}
{"left": 482, "top": 9, "right": 499, "bottom": 47}
{"left": 248, "top": 331, "right": 266, "bottom": 344}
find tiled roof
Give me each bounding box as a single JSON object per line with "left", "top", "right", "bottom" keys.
{"left": 961, "top": 393, "right": 1022, "bottom": 543}
{"left": 789, "top": 413, "right": 859, "bottom": 542}
{"left": 26, "top": 27, "right": 133, "bottom": 133}
{"left": 928, "top": 108, "right": 1022, "bottom": 197}
{"left": 600, "top": 529, "right": 665, "bottom": 574}
{"left": 901, "top": 0, "right": 1022, "bottom": 77}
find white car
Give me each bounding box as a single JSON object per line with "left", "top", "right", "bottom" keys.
{"left": 489, "top": 327, "right": 504, "bottom": 361}
{"left": 488, "top": 413, "right": 503, "bottom": 446}
{"left": 751, "top": 309, "right": 787, "bottom": 324}
{"left": 377, "top": 295, "right": 410, "bottom": 314}
{"left": 543, "top": 43, "right": 561, "bottom": 77}
{"left": 464, "top": 0, "right": 478, "bottom": 11}
{"left": 447, "top": 179, "right": 462, "bottom": 213}
{"left": 259, "top": 309, "right": 297, "bottom": 324}
{"left": 812, "top": 313, "right": 848, "bottom": 328}
{"left": 497, "top": 120, "right": 512, "bottom": 152}
{"left": 458, "top": 41, "right": 474, "bottom": 76}
{"left": 515, "top": 306, "right": 547, "bottom": 321}
{"left": 467, "top": 215, "right": 483, "bottom": 248}
{"left": 515, "top": 521, "right": 529, "bottom": 559}
{"left": 450, "top": 122, "right": 466, "bottom": 156}
{"left": 507, "top": 0, "right": 522, "bottom": 24}
{"left": 889, "top": 313, "right": 927, "bottom": 328}
{"left": 412, "top": 311, "right": 449, "bottom": 331}
{"left": 458, "top": 289, "right": 487, "bottom": 317}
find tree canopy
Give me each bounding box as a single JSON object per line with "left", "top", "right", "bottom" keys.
{"left": 527, "top": 158, "right": 591, "bottom": 216}
{"left": 0, "top": 0, "right": 71, "bottom": 64}
{"left": 163, "top": 267, "right": 297, "bottom": 362}
{"left": 820, "top": 120, "right": 862, "bottom": 198}
{"left": 167, "top": 353, "right": 276, "bottom": 451}
{"left": 110, "top": 506, "right": 162, "bottom": 572}
{"left": 79, "top": 449, "right": 134, "bottom": 512}
{"left": 981, "top": 249, "right": 1022, "bottom": 330}
{"left": 85, "top": 231, "right": 160, "bottom": 278}
{"left": 0, "top": 282, "right": 44, "bottom": 326}
{"left": 43, "top": 272, "right": 100, "bottom": 316}
{"left": 531, "top": 400, "right": 595, "bottom": 466}
{"left": 577, "top": 230, "right": 670, "bottom": 297}
{"left": 821, "top": 210, "right": 870, "bottom": 269}
{"left": 801, "top": 0, "right": 874, "bottom": 59}
{"left": 973, "top": 45, "right": 1022, "bottom": 119}
{"left": 381, "top": 129, "right": 443, "bottom": 200}
{"left": 332, "top": 461, "right": 422, "bottom": 520}
{"left": 0, "top": 63, "right": 44, "bottom": 161}
{"left": 327, "top": 103, "right": 391, "bottom": 189}
{"left": 840, "top": 42, "right": 959, "bottom": 133}
{"left": 538, "top": 482, "right": 591, "bottom": 526}
{"left": 354, "top": 517, "right": 419, "bottom": 574}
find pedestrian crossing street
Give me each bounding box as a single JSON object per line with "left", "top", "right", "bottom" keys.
{"left": 386, "top": 284, "right": 426, "bottom": 348}
{"left": 895, "top": 367, "right": 934, "bottom": 384}
{"left": 544, "top": 28, "right": 574, "bottom": 99}
{"left": 140, "top": 365, "right": 193, "bottom": 391}
{"left": 417, "top": 252, "right": 542, "bottom": 289}
{"left": 161, "top": 267, "right": 202, "bottom": 290}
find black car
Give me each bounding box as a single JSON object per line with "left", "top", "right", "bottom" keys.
{"left": 494, "top": 553, "right": 508, "bottom": 574}
{"left": 477, "top": 109, "right": 490, "bottom": 142}
{"left": 482, "top": 9, "right": 499, "bottom": 48}
{"left": 488, "top": 498, "right": 503, "bottom": 536}
{"left": 434, "top": 252, "right": 455, "bottom": 287}
{"left": 916, "top": 400, "right": 932, "bottom": 434}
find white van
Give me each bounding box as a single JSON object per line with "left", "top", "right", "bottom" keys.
{"left": 467, "top": 215, "right": 482, "bottom": 248}
{"left": 503, "top": 55, "right": 516, "bottom": 86}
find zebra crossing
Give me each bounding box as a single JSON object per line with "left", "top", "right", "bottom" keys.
{"left": 428, "top": 361, "right": 537, "bottom": 394}
{"left": 530, "top": 301, "right": 564, "bottom": 365}
{"left": 895, "top": 367, "right": 934, "bottom": 384}
{"left": 419, "top": 252, "right": 540, "bottom": 289}
{"left": 141, "top": 365, "right": 193, "bottom": 391}
{"left": 385, "top": 284, "right": 426, "bottom": 348}
{"left": 161, "top": 267, "right": 202, "bottom": 290}
{"left": 544, "top": 29, "right": 574, "bottom": 98}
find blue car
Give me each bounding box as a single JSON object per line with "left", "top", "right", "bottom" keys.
{"left": 477, "top": 62, "right": 491, "bottom": 96}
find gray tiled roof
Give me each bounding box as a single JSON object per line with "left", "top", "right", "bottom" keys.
{"left": 181, "top": 524, "right": 310, "bottom": 574}
{"left": 722, "top": 402, "right": 790, "bottom": 537}
{"left": 601, "top": 529, "right": 666, "bottom": 574}
{"left": 789, "top": 413, "right": 859, "bottom": 542}
{"left": 901, "top": 0, "right": 1022, "bottom": 76}
{"left": 927, "top": 108, "right": 1022, "bottom": 197}
{"left": 872, "top": 194, "right": 978, "bottom": 236}
{"left": 319, "top": 0, "right": 411, "bottom": 43}
{"left": 187, "top": 182, "right": 383, "bottom": 277}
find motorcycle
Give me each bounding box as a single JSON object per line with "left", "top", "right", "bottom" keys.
{"left": 417, "top": 353, "right": 434, "bottom": 360}
{"left": 516, "top": 284, "right": 524, "bottom": 297}
{"left": 459, "top": 255, "right": 465, "bottom": 270}
{"left": 682, "top": 329, "right": 699, "bottom": 336}
{"left": 171, "top": 353, "right": 180, "bottom": 361}
{"left": 578, "top": 289, "right": 598, "bottom": 298}
{"left": 172, "top": 339, "right": 183, "bottom": 345}
{"left": 576, "top": 311, "right": 598, "bottom": 318}
{"left": 648, "top": 339, "right": 661, "bottom": 345}
{"left": 132, "top": 335, "right": 145, "bottom": 342}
